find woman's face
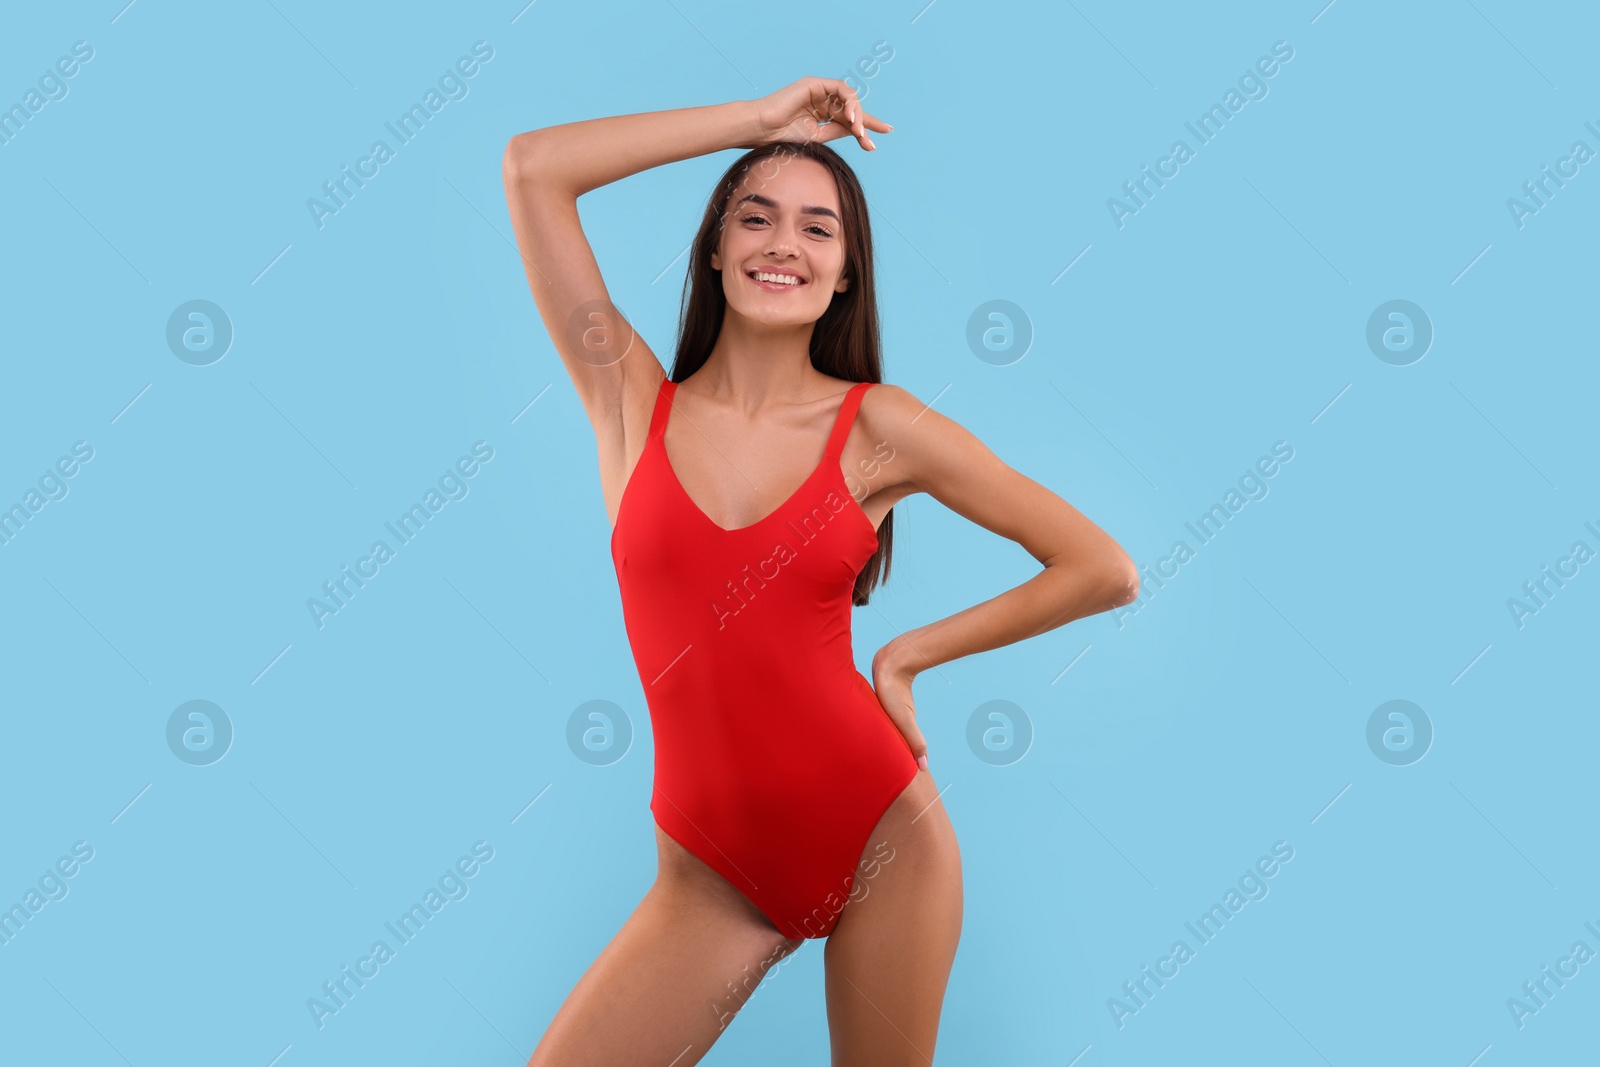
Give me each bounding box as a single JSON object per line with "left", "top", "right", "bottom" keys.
{"left": 711, "top": 156, "right": 849, "bottom": 328}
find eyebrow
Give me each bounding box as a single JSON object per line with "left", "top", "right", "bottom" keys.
{"left": 734, "top": 193, "right": 840, "bottom": 224}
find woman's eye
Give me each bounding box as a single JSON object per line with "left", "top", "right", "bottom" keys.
{"left": 739, "top": 214, "right": 833, "bottom": 238}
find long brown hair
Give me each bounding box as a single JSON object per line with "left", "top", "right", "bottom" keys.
{"left": 669, "top": 139, "right": 893, "bottom": 605}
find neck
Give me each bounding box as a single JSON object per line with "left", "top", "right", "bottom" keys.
{"left": 695, "top": 311, "right": 825, "bottom": 407}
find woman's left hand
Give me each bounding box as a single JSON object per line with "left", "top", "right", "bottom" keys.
{"left": 871, "top": 641, "right": 930, "bottom": 772}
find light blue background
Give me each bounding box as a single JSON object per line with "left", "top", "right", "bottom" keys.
{"left": 2, "top": 1, "right": 1596, "bottom": 1064}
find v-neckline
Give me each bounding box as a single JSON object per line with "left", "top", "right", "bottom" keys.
{"left": 658, "top": 381, "right": 857, "bottom": 535}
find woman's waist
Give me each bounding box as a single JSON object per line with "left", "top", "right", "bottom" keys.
{"left": 647, "top": 674, "right": 900, "bottom": 760}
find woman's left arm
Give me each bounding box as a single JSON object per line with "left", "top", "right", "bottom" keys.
{"left": 861, "top": 384, "right": 1140, "bottom": 768}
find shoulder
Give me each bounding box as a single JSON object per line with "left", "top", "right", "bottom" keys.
{"left": 856, "top": 381, "right": 930, "bottom": 427}
{"left": 853, "top": 382, "right": 995, "bottom": 495}
{"left": 849, "top": 383, "right": 946, "bottom": 491}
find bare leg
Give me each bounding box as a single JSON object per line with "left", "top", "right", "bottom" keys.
{"left": 823, "top": 769, "right": 963, "bottom": 1066}
{"left": 527, "top": 826, "right": 804, "bottom": 1067}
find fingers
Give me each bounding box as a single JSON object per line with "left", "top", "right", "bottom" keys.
{"left": 844, "top": 99, "right": 875, "bottom": 151}
{"left": 852, "top": 109, "right": 873, "bottom": 151}
{"left": 903, "top": 718, "right": 930, "bottom": 771}
{"left": 886, "top": 696, "right": 929, "bottom": 771}
{"left": 810, "top": 77, "right": 885, "bottom": 151}
{"left": 842, "top": 98, "right": 867, "bottom": 148}
{"left": 805, "top": 120, "right": 852, "bottom": 150}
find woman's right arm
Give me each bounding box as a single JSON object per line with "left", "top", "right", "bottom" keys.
{"left": 500, "top": 80, "right": 881, "bottom": 426}
{"left": 501, "top": 99, "right": 766, "bottom": 425}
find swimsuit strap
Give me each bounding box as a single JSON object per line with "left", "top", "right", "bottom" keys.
{"left": 646, "top": 375, "right": 676, "bottom": 438}
{"left": 651, "top": 376, "right": 872, "bottom": 452}
{"left": 823, "top": 382, "right": 876, "bottom": 459}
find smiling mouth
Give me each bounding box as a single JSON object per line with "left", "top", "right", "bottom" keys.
{"left": 747, "top": 269, "right": 807, "bottom": 289}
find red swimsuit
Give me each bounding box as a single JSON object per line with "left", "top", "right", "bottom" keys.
{"left": 610, "top": 375, "right": 918, "bottom": 939}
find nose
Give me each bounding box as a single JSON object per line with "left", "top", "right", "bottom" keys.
{"left": 765, "top": 218, "right": 804, "bottom": 256}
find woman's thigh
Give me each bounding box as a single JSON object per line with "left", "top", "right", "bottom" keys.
{"left": 823, "top": 769, "right": 963, "bottom": 1067}
{"left": 527, "top": 826, "right": 804, "bottom": 1067}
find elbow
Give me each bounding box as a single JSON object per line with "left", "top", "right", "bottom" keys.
{"left": 1045, "top": 546, "right": 1140, "bottom": 614}
{"left": 502, "top": 131, "right": 545, "bottom": 186}
{"left": 1102, "top": 554, "right": 1140, "bottom": 610}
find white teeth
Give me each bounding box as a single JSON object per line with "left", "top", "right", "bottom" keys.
{"left": 752, "top": 271, "right": 802, "bottom": 285}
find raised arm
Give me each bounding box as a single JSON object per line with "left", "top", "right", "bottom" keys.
{"left": 499, "top": 79, "right": 883, "bottom": 423}
{"left": 499, "top": 99, "right": 760, "bottom": 428}
{"left": 499, "top": 80, "right": 884, "bottom": 524}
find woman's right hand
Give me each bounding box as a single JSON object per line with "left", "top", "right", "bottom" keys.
{"left": 748, "top": 77, "right": 891, "bottom": 151}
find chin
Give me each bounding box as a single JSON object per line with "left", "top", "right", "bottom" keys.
{"left": 727, "top": 297, "right": 825, "bottom": 327}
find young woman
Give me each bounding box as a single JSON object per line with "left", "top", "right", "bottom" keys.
{"left": 503, "top": 76, "right": 1138, "bottom": 1066}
